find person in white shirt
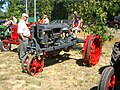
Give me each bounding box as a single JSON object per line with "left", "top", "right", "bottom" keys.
{"left": 17, "top": 13, "right": 30, "bottom": 62}
{"left": 44, "top": 15, "right": 49, "bottom": 24}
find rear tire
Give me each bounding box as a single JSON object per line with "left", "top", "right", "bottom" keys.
{"left": 0, "top": 41, "right": 11, "bottom": 51}
{"left": 110, "top": 42, "right": 120, "bottom": 68}
{"left": 98, "top": 66, "right": 115, "bottom": 90}
{"left": 82, "top": 34, "right": 102, "bottom": 66}
{"left": 21, "top": 53, "right": 31, "bottom": 73}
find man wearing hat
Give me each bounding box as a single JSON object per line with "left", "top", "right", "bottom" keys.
{"left": 17, "top": 13, "right": 30, "bottom": 62}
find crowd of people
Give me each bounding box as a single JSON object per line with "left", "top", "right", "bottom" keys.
{"left": 0, "top": 15, "right": 17, "bottom": 27}
{"left": 0, "top": 15, "right": 17, "bottom": 32}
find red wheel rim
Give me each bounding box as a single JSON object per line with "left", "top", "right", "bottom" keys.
{"left": 107, "top": 75, "right": 116, "bottom": 90}
{"left": 4, "top": 43, "right": 8, "bottom": 49}
{"left": 3, "top": 42, "right": 9, "bottom": 49}
{"left": 82, "top": 34, "right": 102, "bottom": 66}
{"left": 28, "top": 55, "right": 44, "bottom": 76}
{"left": 89, "top": 35, "right": 102, "bottom": 66}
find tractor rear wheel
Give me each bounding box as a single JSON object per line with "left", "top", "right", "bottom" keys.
{"left": 0, "top": 41, "right": 11, "bottom": 51}
{"left": 110, "top": 42, "right": 120, "bottom": 67}
{"left": 27, "top": 55, "right": 44, "bottom": 76}
{"left": 82, "top": 34, "right": 102, "bottom": 66}
{"left": 98, "top": 66, "right": 115, "bottom": 90}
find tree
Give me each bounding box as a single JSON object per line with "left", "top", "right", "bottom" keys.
{"left": 70, "top": 0, "right": 120, "bottom": 43}
{"left": 1, "top": 0, "right": 120, "bottom": 43}
{"left": 0, "top": 0, "right": 7, "bottom": 19}
{"left": 6, "top": 0, "right": 25, "bottom": 20}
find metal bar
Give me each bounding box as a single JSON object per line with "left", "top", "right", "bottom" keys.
{"left": 34, "top": 0, "right": 36, "bottom": 22}
{"left": 26, "top": 0, "right": 27, "bottom": 13}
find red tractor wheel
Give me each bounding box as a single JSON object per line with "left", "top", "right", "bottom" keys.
{"left": 27, "top": 55, "right": 44, "bottom": 76}
{"left": 0, "top": 41, "right": 11, "bottom": 51}
{"left": 21, "top": 53, "right": 31, "bottom": 72}
{"left": 98, "top": 66, "right": 116, "bottom": 90}
{"left": 82, "top": 34, "right": 102, "bottom": 66}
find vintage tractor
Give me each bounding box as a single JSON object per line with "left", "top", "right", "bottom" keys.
{"left": 98, "top": 42, "right": 120, "bottom": 90}
{"left": 0, "top": 25, "right": 13, "bottom": 51}
{"left": 21, "top": 22, "right": 102, "bottom": 76}
{"left": 0, "top": 22, "right": 35, "bottom": 51}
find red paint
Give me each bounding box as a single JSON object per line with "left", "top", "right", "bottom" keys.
{"left": 82, "top": 34, "right": 102, "bottom": 66}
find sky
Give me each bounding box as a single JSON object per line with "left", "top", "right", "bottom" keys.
{"left": 1, "top": 2, "right": 8, "bottom": 12}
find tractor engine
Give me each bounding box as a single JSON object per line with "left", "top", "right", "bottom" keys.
{"left": 31, "top": 23, "right": 71, "bottom": 48}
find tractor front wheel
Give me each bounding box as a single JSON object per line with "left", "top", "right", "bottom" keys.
{"left": 21, "top": 53, "right": 31, "bottom": 73}
{"left": 27, "top": 55, "right": 44, "bottom": 76}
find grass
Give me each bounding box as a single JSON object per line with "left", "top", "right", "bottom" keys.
{"left": 0, "top": 32, "right": 118, "bottom": 90}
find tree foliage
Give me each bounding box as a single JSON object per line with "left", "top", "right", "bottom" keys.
{"left": 71, "top": 0, "right": 120, "bottom": 43}
{"left": 0, "top": 0, "right": 120, "bottom": 43}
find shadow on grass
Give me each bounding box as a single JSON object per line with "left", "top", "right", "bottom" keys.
{"left": 98, "top": 65, "right": 110, "bottom": 74}
{"left": 44, "top": 52, "right": 85, "bottom": 67}
{"left": 12, "top": 48, "right": 18, "bottom": 52}
{"left": 76, "top": 58, "right": 84, "bottom": 66}
{"left": 90, "top": 86, "right": 98, "bottom": 90}
{"left": 44, "top": 53, "right": 72, "bottom": 67}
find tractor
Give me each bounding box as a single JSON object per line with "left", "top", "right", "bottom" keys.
{"left": 98, "top": 42, "right": 120, "bottom": 90}
{"left": 0, "top": 24, "right": 13, "bottom": 51}
{"left": 0, "top": 22, "right": 34, "bottom": 51}
{"left": 21, "top": 21, "right": 102, "bottom": 76}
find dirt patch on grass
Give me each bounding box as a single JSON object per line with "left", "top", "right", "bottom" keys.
{"left": 0, "top": 32, "right": 118, "bottom": 90}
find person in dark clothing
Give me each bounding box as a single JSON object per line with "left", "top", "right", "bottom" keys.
{"left": 0, "top": 19, "right": 7, "bottom": 25}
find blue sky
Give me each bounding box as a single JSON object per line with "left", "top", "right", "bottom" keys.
{"left": 1, "top": 2, "right": 8, "bottom": 12}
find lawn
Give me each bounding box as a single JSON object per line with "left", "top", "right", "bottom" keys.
{"left": 0, "top": 32, "right": 118, "bottom": 90}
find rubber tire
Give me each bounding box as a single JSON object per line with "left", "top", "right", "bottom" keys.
{"left": 21, "top": 53, "right": 29, "bottom": 72}
{"left": 86, "top": 34, "right": 101, "bottom": 66}
{"left": 27, "top": 55, "right": 35, "bottom": 75}
{"left": 110, "top": 42, "right": 120, "bottom": 67}
{"left": 98, "top": 66, "right": 115, "bottom": 90}
{"left": 0, "top": 41, "right": 11, "bottom": 51}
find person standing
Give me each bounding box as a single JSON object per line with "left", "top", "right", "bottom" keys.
{"left": 17, "top": 13, "right": 30, "bottom": 62}
{"left": 38, "top": 17, "right": 45, "bottom": 24}
{"left": 72, "top": 15, "right": 82, "bottom": 38}
{"left": 10, "top": 15, "right": 17, "bottom": 24}
{"left": 44, "top": 15, "right": 49, "bottom": 24}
